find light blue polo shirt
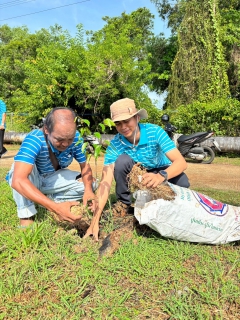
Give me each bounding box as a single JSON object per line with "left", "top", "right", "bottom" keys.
{"left": 13, "top": 129, "right": 86, "bottom": 174}
{"left": 104, "top": 123, "right": 176, "bottom": 169}
{"left": 0, "top": 99, "right": 6, "bottom": 128}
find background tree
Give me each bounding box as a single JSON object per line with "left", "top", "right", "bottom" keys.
{"left": 167, "top": 0, "right": 229, "bottom": 107}
{"left": 0, "top": 25, "right": 38, "bottom": 100}
{"left": 84, "top": 8, "right": 155, "bottom": 120}
{"left": 147, "top": 34, "right": 178, "bottom": 96}
{"left": 151, "top": 0, "right": 240, "bottom": 101}
{"left": 8, "top": 9, "right": 159, "bottom": 128}
{"left": 0, "top": 24, "right": 68, "bottom": 108}
{"left": 150, "top": 0, "right": 188, "bottom": 32}
{"left": 219, "top": 1, "right": 240, "bottom": 99}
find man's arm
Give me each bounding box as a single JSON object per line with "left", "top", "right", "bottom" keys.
{"left": 84, "top": 163, "right": 115, "bottom": 241}
{"left": 142, "top": 149, "right": 187, "bottom": 188}
{"left": 79, "top": 161, "right": 96, "bottom": 207}
{"left": 11, "top": 162, "right": 81, "bottom": 222}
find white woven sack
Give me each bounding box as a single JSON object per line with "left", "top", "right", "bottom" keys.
{"left": 134, "top": 184, "right": 240, "bottom": 244}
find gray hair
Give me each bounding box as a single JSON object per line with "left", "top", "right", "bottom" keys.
{"left": 44, "top": 107, "right": 76, "bottom": 134}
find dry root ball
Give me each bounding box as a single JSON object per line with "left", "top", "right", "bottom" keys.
{"left": 71, "top": 204, "right": 92, "bottom": 233}
{"left": 50, "top": 204, "right": 92, "bottom": 234}
{"left": 128, "top": 163, "right": 176, "bottom": 201}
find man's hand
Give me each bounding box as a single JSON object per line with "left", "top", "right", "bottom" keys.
{"left": 53, "top": 201, "right": 82, "bottom": 223}
{"left": 83, "top": 164, "right": 115, "bottom": 242}
{"left": 83, "top": 191, "right": 97, "bottom": 212}
{"left": 142, "top": 172, "right": 165, "bottom": 188}
{"left": 83, "top": 223, "right": 99, "bottom": 241}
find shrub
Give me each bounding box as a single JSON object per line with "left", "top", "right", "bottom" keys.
{"left": 168, "top": 98, "right": 240, "bottom": 136}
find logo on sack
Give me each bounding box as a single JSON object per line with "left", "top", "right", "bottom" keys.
{"left": 192, "top": 192, "right": 228, "bottom": 216}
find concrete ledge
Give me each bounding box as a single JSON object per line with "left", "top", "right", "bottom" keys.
{"left": 4, "top": 132, "right": 240, "bottom": 153}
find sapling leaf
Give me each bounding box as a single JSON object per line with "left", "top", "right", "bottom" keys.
{"left": 81, "top": 119, "right": 90, "bottom": 127}
{"left": 84, "top": 128, "right": 92, "bottom": 136}
{"left": 79, "top": 128, "right": 85, "bottom": 136}
{"left": 76, "top": 116, "right": 114, "bottom": 178}
{"left": 82, "top": 142, "right": 88, "bottom": 153}
{"left": 94, "top": 132, "right": 101, "bottom": 139}
{"left": 94, "top": 145, "right": 102, "bottom": 159}
{"left": 102, "top": 140, "right": 110, "bottom": 146}
{"left": 86, "top": 152, "right": 92, "bottom": 163}
{"left": 98, "top": 123, "right": 105, "bottom": 132}
{"left": 76, "top": 136, "right": 84, "bottom": 145}
{"left": 103, "top": 118, "right": 115, "bottom": 129}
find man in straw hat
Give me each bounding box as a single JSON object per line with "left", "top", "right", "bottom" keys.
{"left": 84, "top": 98, "right": 189, "bottom": 240}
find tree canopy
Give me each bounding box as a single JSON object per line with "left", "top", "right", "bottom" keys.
{"left": 167, "top": 0, "right": 229, "bottom": 107}
{"left": 0, "top": 9, "right": 159, "bottom": 127}
{"left": 151, "top": 0, "right": 240, "bottom": 103}
{"left": 0, "top": 3, "right": 239, "bottom": 134}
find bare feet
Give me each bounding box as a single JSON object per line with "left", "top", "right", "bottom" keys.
{"left": 20, "top": 217, "right": 35, "bottom": 227}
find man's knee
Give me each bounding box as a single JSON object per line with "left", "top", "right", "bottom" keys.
{"left": 115, "top": 154, "right": 135, "bottom": 173}
{"left": 169, "top": 173, "right": 190, "bottom": 188}
{"left": 115, "top": 154, "right": 133, "bottom": 166}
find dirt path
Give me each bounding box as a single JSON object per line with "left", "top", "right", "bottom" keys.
{"left": 1, "top": 146, "right": 239, "bottom": 191}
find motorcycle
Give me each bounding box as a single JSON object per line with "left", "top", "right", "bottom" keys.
{"left": 161, "top": 114, "right": 221, "bottom": 164}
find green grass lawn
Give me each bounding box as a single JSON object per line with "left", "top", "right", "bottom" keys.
{"left": 0, "top": 157, "right": 240, "bottom": 319}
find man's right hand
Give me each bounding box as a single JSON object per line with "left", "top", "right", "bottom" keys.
{"left": 53, "top": 201, "right": 82, "bottom": 223}
{"left": 83, "top": 223, "right": 99, "bottom": 241}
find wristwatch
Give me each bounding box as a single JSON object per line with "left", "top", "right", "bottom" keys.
{"left": 159, "top": 170, "right": 168, "bottom": 182}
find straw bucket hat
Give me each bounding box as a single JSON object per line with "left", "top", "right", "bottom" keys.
{"left": 110, "top": 98, "right": 148, "bottom": 122}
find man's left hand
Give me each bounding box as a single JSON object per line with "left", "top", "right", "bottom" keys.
{"left": 142, "top": 172, "right": 165, "bottom": 188}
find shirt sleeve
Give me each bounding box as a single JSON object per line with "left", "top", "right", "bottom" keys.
{"left": 0, "top": 100, "right": 6, "bottom": 113}
{"left": 14, "top": 133, "right": 42, "bottom": 165}
{"left": 156, "top": 126, "right": 176, "bottom": 154}
{"left": 104, "top": 140, "right": 120, "bottom": 165}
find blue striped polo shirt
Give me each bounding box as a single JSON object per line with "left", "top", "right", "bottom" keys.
{"left": 104, "top": 123, "right": 176, "bottom": 169}
{"left": 14, "top": 129, "right": 86, "bottom": 174}
{"left": 0, "top": 99, "right": 6, "bottom": 128}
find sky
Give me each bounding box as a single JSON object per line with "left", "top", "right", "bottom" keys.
{"left": 0, "top": 0, "right": 171, "bottom": 108}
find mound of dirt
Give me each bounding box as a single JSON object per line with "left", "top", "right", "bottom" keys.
{"left": 99, "top": 215, "right": 135, "bottom": 257}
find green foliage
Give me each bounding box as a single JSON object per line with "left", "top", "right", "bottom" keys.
{"left": 1, "top": 163, "right": 240, "bottom": 319}
{"left": 76, "top": 116, "right": 115, "bottom": 166}
{"left": 167, "top": 0, "right": 230, "bottom": 108}
{"left": 6, "top": 112, "right": 31, "bottom": 132}
{"left": 143, "top": 104, "right": 164, "bottom": 125}
{"left": 151, "top": 0, "right": 240, "bottom": 103}
{"left": 151, "top": 0, "right": 240, "bottom": 33}
{"left": 5, "top": 10, "right": 156, "bottom": 126}
{"left": 0, "top": 24, "right": 66, "bottom": 108}
{"left": 147, "top": 34, "right": 178, "bottom": 94}
{"left": 168, "top": 98, "right": 240, "bottom": 136}
{"left": 151, "top": 0, "right": 188, "bottom": 32}
{"left": 219, "top": 8, "right": 240, "bottom": 99}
